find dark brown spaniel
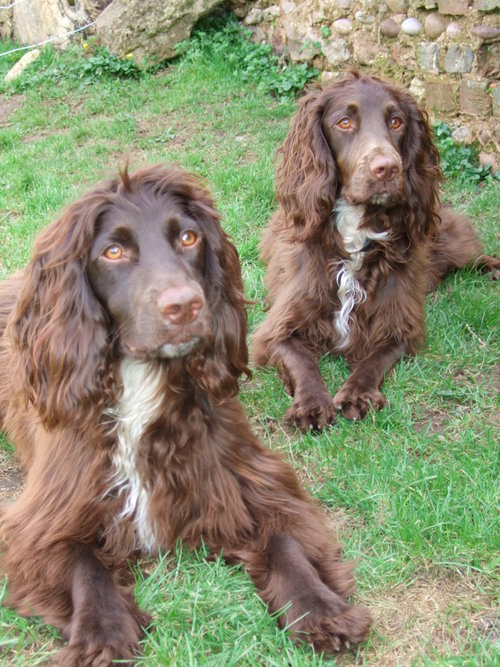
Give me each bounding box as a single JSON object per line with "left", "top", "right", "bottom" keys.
{"left": 0, "top": 166, "right": 371, "bottom": 665}
{"left": 252, "top": 72, "right": 499, "bottom": 432}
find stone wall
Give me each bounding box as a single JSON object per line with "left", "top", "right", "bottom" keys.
{"left": 237, "top": 0, "right": 500, "bottom": 157}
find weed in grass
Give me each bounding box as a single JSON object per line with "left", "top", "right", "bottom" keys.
{"left": 434, "top": 122, "right": 493, "bottom": 185}
{"left": 3, "top": 44, "right": 142, "bottom": 95}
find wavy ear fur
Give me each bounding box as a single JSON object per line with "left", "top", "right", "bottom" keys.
{"left": 201, "top": 231, "right": 250, "bottom": 401}
{"left": 397, "top": 86, "right": 442, "bottom": 240}
{"left": 181, "top": 179, "right": 250, "bottom": 401}
{"left": 9, "top": 193, "right": 114, "bottom": 430}
{"left": 277, "top": 88, "right": 339, "bottom": 241}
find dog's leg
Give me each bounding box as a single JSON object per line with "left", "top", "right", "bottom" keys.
{"left": 56, "top": 545, "right": 150, "bottom": 667}
{"left": 270, "top": 339, "right": 337, "bottom": 432}
{"left": 333, "top": 340, "right": 406, "bottom": 420}
{"left": 221, "top": 428, "right": 372, "bottom": 653}
{"left": 429, "top": 208, "right": 500, "bottom": 289}
{"left": 473, "top": 254, "right": 500, "bottom": 278}
{"left": 247, "top": 533, "right": 371, "bottom": 653}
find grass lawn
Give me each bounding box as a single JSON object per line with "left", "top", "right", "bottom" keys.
{"left": 0, "top": 16, "right": 499, "bottom": 667}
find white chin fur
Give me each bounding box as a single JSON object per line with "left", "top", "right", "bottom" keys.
{"left": 368, "top": 193, "right": 393, "bottom": 206}
{"left": 158, "top": 337, "right": 201, "bottom": 359}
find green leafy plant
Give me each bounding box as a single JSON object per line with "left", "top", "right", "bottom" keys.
{"left": 300, "top": 38, "right": 322, "bottom": 55}
{"left": 71, "top": 45, "right": 141, "bottom": 80}
{"left": 176, "top": 13, "right": 318, "bottom": 99}
{"left": 6, "top": 43, "right": 141, "bottom": 93}
{"left": 434, "top": 121, "right": 492, "bottom": 184}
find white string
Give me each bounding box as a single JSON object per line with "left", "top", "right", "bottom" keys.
{"left": 0, "top": 0, "right": 29, "bottom": 9}
{"left": 0, "top": 21, "right": 96, "bottom": 58}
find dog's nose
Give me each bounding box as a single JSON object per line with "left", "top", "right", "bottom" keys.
{"left": 157, "top": 286, "right": 204, "bottom": 324}
{"left": 369, "top": 155, "right": 400, "bottom": 182}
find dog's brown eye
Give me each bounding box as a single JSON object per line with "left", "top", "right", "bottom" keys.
{"left": 181, "top": 230, "right": 198, "bottom": 247}
{"left": 103, "top": 244, "right": 124, "bottom": 260}
{"left": 390, "top": 116, "right": 402, "bottom": 130}
{"left": 337, "top": 117, "right": 352, "bottom": 130}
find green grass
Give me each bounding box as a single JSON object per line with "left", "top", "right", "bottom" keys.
{"left": 1, "top": 15, "right": 499, "bottom": 667}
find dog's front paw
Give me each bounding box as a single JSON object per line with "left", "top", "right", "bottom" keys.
{"left": 333, "top": 385, "right": 386, "bottom": 420}
{"left": 285, "top": 394, "right": 337, "bottom": 433}
{"left": 56, "top": 643, "right": 136, "bottom": 667}
{"left": 291, "top": 602, "right": 372, "bottom": 654}
{"left": 57, "top": 608, "right": 150, "bottom": 667}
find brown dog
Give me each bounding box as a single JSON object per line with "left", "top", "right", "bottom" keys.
{"left": 252, "top": 71, "right": 499, "bottom": 432}
{"left": 0, "top": 165, "right": 371, "bottom": 665}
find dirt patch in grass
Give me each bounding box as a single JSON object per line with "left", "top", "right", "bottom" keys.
{"left": 344, "top": 572, "right": 498, "bottom": 666}
{"left": 22, "top": 127, "right": 70, "bottom": 144}
{"left": 482, "top": 363, "right": 500, "bottom": 398}
{"left": 136, "top": 113, "right": 197, "bottom": 151}
{"left": 251, "top": 414, "right": 296, "bottom": 443}
{"left": 239, "top": 150, "right": 260, "bottom": 165}
{"left": 0, "top": 450, "right": 22, "bottom": 503}
{"left": 414, "top": 407, "right": 449, "bottom": 436}
{"left": 0, "top": 94, "right": 24, "bottom": 126}
{"left": 326, "top": 506, "right": 367, "bottom": 544}
{"left": 450, "top": 364, "right": 500, "bottom": 400}
{"left": 105, "top": 148, "right": 151, "bottom": 174}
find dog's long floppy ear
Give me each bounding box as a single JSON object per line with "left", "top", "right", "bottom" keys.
{"left": 397, "top": 86, "right": 443, "bottom": 241}
{"left": 201, "top": 227, "right": 250, "bottom": 401}
{"left": 276, "top": 87, "right": 339, "bottom": 241}
{"left": 184, "top": 179, "right": 250, "bottom": 402}
{"left": 9, "top": 190, "right": 114, "bottom": 430}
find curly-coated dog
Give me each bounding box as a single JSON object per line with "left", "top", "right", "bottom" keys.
{"left": 0, "top": 165, "right": 371, "bottom": 665}
{"left": 252, "top": 72, "right": 499, "bottom": 432}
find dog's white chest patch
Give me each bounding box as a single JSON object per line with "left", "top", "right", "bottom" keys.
{"left": 333, "top": 199, "right": 388, "bottom": 348}
{"left": 105, "top": 359, "right": 164, "bottom": 553}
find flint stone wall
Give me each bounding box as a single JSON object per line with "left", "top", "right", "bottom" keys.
{"left": 240, "top": 0, "right": 500, "bottom": 156}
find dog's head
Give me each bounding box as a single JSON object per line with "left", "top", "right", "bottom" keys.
{"left": 10, "top": 166, "right": 249, "bottom": 429}
{"left": 321, "top": 75, "right": 406, "bottom": 207}
{"left": 277, "top": 71, "right": 442, "bottom": 241}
